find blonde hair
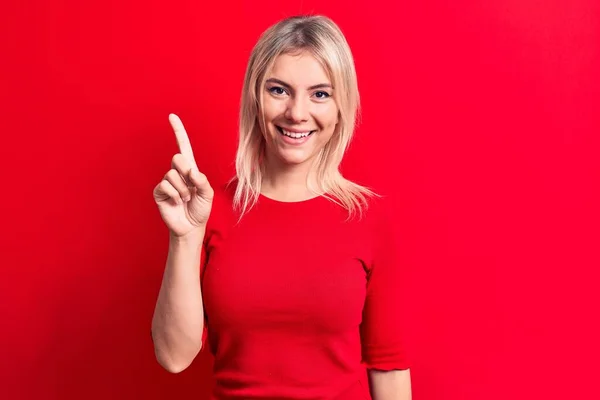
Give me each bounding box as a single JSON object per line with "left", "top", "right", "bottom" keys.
{"left": 229, "top": 15, "right": 378, "bottom": 220}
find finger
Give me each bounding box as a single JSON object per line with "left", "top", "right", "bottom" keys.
{"left": 155, "top": 180, "right": 184, "bottom": 205}
{"left": 189, "top": 169, "right": 214, "bottom": 199}
{"left": 171, "top": 153, "right": 194, "bottom": 183}
{"left": 172, "top": 153, "right": 213, "bottom": 197}
{"left": 164, "top": 169, "right": 192, "bottom": 202}
{"left": 169, "top": 113, "right": 197, "bottom": 167}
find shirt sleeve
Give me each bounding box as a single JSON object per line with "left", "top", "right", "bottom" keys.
{"left": 200, "top": 234, "right": 210, "bottom": 349}
{"left": 360, "top": 197, "right": 412, "bottom": 370}
{"left": 199, "top": 188, "right": 220, "bottom": 351}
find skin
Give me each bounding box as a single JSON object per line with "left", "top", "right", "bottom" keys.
{"left": 151, "top": 114, "right": 214, "bottom": 373}
{"left": 259, "top": 50, "right": 339, "bottom": 201}
{"left": 369, "top": 369, "right": 412, "bottom": 400}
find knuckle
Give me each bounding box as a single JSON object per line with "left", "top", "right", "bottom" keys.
{"left": 172, "top": 153, "right": 188, "bottom": 168}
{"left": 196, "top": 171, "right": 207, "bottom": 182}
{"left": 171, "top": 153, "right": 183, "bottom": 164}
{"left": 160, "top": 179, "right": 172, "bottom": 191}
{"left": 166, "top": 169, "right": 179, "bottom": 180}
{"left": 156, "top": 181, "right": 169, "bottom": 195}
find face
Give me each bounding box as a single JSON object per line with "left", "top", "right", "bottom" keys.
{"left": 259, "top": 50, "right": 339, "bottom": 168}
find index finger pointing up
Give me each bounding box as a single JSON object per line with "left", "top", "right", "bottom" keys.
{"left": 169, "top": 113, "right": 197, "bottom": 167}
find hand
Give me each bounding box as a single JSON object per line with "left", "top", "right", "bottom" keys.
{"left": 153, "top": 114, "right": 214, "bottom": 238}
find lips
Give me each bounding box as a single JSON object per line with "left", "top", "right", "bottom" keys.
{"left": 276, "top": 126, "right": 316, "bottom": 138}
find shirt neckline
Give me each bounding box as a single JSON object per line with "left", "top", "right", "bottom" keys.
{"left": 258, "top": 192, "right": 325, "bottom": 205}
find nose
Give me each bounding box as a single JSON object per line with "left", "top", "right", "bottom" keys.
{"left": 284, "top": 96, "right": 309, "bottom": 123}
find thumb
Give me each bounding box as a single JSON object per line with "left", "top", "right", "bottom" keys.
{"left": 189, "top": 168, "right": 212, "bottom": 194}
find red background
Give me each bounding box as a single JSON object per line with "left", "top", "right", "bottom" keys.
{"left": 1, "top": 1, "right": 599, "bottom": 399}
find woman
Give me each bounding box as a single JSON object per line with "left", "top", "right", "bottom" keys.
{"left": 151, "top": 15, "right": 412, "bottom": 400}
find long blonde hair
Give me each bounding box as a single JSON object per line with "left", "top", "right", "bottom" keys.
{"left": 229, "top": 15, "right": 378, "bottom": 220}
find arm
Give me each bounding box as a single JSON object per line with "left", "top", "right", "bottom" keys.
{"left": 151, "top": 230, "right": 205, "bottom": 373}
{"left": 362, "top": 198, "right": 413, "bottom": 398}
{"left": 368, "top": 368, "right": 412, "bottom": 400}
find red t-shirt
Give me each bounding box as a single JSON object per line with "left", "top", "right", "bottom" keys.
{"left": 200, "top": 184, "right": 410, "bottom": 399}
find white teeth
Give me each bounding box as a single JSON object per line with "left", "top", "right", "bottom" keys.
{"left": 281, "top": 129, "right": 312, "bottom": 138}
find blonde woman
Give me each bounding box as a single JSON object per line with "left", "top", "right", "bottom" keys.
{"left": 152, "top": 15, "right": 412, "bottom": 400}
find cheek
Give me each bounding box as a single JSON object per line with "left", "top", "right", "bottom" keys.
{"left": 262, "top": 98, "right": 285, "bottom": 122}
{"left": 317, "top": 114, "right": 339, "bottom": 142}
{"left": 258, "top": 104, "right": 277, "bottom": 139}
{"left": 317, "top": 103, "right": 338, "bottom": 125}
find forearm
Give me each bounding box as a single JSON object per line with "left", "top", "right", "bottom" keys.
{"left": 151, "top": 230, "right": 205, "bottom": 373}
{"left": 368, "top": 369, "right": 412, "bottom": 400}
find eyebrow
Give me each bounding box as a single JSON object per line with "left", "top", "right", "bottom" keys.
{"left": 265, "top": 78, "right": 333, "bottom": 90}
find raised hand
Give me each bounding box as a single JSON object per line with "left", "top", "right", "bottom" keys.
{"left": 153, "top": 114, "right": 214, "bottom": 238}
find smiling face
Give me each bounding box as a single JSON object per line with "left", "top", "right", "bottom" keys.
{"left": 259, "top": 50, "right": 339, "bottom": 169}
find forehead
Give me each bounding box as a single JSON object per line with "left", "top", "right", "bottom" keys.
{"left": 268, "top": 51, "right": 331, "bottom": 86}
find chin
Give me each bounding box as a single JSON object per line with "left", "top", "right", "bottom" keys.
{"left": 277, "top": 151, "right": 313, "bottom": 166}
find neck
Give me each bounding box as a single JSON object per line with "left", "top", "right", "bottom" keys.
{"left": 261, "top": 156, "right": 319, "bottom": 201}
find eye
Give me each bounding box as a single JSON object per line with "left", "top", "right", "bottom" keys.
{"left": 268, "top": 86, "right": 287, "bottom": 96}
{"left": 314, "top": 91, "right": 330, "bottom": 99}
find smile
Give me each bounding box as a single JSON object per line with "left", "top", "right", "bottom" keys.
{"left": 276, "top": 126, "right": 316, "bottom": 139}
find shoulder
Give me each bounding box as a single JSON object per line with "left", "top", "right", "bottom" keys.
{"left": 359, "top": 192, "right": 402, "bottom": 260}
{"left": 360, "top": 192, "right": 397, "bottom": 228}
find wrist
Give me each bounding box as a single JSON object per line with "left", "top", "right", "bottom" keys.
{"left": 169, "top": 227, "right": 206, "bottom": 245}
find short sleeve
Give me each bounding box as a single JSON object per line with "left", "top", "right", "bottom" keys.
{"left": 360, "top": 198, "right": 411, "bottom": 370}
{"left": 198, "top": 187, "right": 220, "bottom": 351}
{"left": 199, "top": 232, "right": 211, "bottom": 349}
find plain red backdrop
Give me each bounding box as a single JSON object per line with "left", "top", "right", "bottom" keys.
{"left": 1, "top": 0, "right": 598, "bottom": 399}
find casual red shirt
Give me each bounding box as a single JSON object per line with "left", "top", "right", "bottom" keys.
{"left": 200, "top": 184, "right": 410, "bottom": 399}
